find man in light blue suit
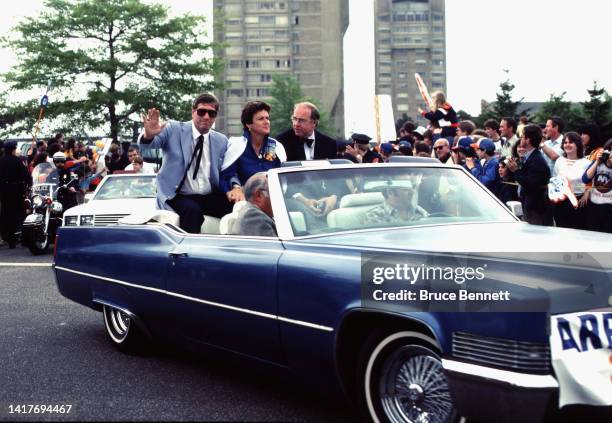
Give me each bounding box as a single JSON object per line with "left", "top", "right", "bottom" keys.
{"left": 140, "top": 93, "right": 232, "bottom": 233}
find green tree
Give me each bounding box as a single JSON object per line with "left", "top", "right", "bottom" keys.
{"left": 535, "top": 92, "right": 583, "bottom": 131}
{"left": 1, "top": 0, "right": 223, "bottom": 142}
{"left": 268, "top": 74, "right": 335, "bottom": 137}
{"left": 480, "top": 71, "right": 526, "bottom": 122}
{"left": 581, "top": 82, "right": 612, "bottom": 128}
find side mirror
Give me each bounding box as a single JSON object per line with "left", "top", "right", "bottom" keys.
{"left": 84, "top": 193, "right": 94, "bottom": 203}
{"left": 506, "top": 201, "right": 523, "bottom": 219}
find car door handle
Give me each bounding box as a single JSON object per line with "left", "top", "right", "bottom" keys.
{"left": 168, "top": 250, "right": 188, "bottom": 258}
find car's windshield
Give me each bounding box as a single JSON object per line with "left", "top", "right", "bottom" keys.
{"left": 94, "top": 176, "right": 156, "bottom": 200}
{"left": 278, "top": 166, "right": 515, "bottom": 236}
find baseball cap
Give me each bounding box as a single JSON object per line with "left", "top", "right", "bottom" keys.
{"left": 471, "top": 138, "right": 495, "bottom": 153}
{"left": 452, "top": 136, "right": 473, "bottom": 152}
{"left": 380, "top": 143, "right": 394, "bottom": 155}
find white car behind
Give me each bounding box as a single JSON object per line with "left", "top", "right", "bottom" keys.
{"left": 63, "top": 174, "right": 156, "bottom": 227}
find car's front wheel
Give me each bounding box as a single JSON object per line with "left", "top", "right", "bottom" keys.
{"left": 102, "top": 305, "right": 147, "bottom": 354}
{"left": 360, "top": 331, "right": 456, "bottom": 423}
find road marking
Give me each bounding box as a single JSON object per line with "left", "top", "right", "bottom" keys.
{"left": 0, "top": 263, "right": 53, "bottom": 267}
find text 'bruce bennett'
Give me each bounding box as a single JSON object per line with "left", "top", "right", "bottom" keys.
{"left": 373, "top": 289, "right": 511, "bottom": 302}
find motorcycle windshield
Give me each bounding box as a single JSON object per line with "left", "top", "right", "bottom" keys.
{"left": 31, "top": 163, "right": 58, "bottom": 199}
{"left": 31, "top": 163, "right": 56, "bottom": 184}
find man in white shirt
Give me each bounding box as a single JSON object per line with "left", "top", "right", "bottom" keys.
{"left": 124, "top": 147, "right": 155, "bottom": 174}
{"left": 275, "top": 102, "right": 337, "bottom": 161}
{"left": 499, "top": 117, "right": 519, "bottom": 158}
{"left": 541, "top": 116, "right": 564, "bottom": 173}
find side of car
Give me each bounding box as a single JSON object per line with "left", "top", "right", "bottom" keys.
{"left": 54, "top": 223, "right": 563, "bottom": 423}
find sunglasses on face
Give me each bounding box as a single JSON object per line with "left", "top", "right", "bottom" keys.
{"left": 195, "top": 108, "right": 217, "bottom": 118}
{"left": 434, "top": 145, "right": 445, "bottom": 150}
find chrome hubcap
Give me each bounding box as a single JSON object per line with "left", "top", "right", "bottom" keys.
{"left": 407, "top": 383, "right": 424, "bottom": 402}
{"left": 380, "top": 348, "right": 453, "bottom": 423}
{"left": 104, "top": 306, "right": 131, "bottom": 343}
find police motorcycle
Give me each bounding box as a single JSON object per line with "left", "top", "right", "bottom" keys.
{"left": 22, "top": 155, "right": 79, "bottom": 255}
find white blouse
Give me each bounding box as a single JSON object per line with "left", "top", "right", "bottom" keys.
{"left": 553, "top": 157, "right": 591, "bottom": 195}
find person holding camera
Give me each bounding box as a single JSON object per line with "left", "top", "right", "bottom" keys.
{"left": 468, "top": 138, "right": 500, "bottom": 193}
{"left": 506, "top": 124, "right": 553, "bottom": 226}
{"left": 582, "top": 139, "right": 612, "bottom": 233}
{"left": 451, "top": 137, "right": 479, "bottom": 171}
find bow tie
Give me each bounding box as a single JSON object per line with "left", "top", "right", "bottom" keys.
{"left": 304, "top": 138, "right": 314, "bottom": 148}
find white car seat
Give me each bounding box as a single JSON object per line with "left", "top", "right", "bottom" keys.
{"left": 289, "top": 211, "right": 306, "bottom": 233}
{"left": 326, "top": 192, "right": 384, "bottom": 230}
{"left": 219, "top": 201, "right": 248, "bottom": 235}
{"left": 201, "top": 216, "right": 221, "bottom": 234}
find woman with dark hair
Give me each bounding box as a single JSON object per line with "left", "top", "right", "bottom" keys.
{"left": 579, "top": 124, "right": 604, "bottom": 209}
{"left": 550, "top": 132, "right": 590, "bottom": 229}
{"left": 221, "top": 100, "right": 286, "bottom": 204}
{"left": 582, "top": 138, "right": 612, "bottom": 233}
{"left": 580, "top": 123, "right": 604, "bottom": 159}
{"left": 64, "top": 137, "right": 77, "bottom": 159}
{"left": 496, "top": 157, "right": 519, "bottom": 205}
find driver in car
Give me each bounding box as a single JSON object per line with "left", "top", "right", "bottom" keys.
{"left": 363, "top": 180, "right": 428, "bottom": 225}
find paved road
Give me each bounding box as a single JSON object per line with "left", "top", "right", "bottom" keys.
{"left": 0, "top": 246, "right": 353, "bottom": 421}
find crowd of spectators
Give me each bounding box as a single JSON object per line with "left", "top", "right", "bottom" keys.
{"left": 0, "top": 134, "right": 161, "bottom": 246}
{"left": 337, "top": 112, "right": 610, "bottom": 233}
{"left": 1, "top": 91, "right": 610, "bottom": 243}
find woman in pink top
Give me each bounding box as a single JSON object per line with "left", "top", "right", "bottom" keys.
{"left": 551, "top": 132, "right": 591, "bottom": 229}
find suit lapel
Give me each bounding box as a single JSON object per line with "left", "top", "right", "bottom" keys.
{"left": 312, "top": 130, "right": 319, "bottom": 159}
{"left": 293, "top": 132, "right": 306, "bottom": 160}
{"left": 209, "top": 131, "right": 218, "bottom": 164}
{"left": 181, "top": 122, "right": 193, "bottom": 169}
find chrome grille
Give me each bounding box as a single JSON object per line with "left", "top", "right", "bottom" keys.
{"left": 93, "top": 214, "right": 129, "bottom": 226}
{"left": 452, "top": 332, "right": 551, "bottom": 374}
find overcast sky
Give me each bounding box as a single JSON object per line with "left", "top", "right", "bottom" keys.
{"left": 1, "top": 0, "right": 610, "bottom": 137}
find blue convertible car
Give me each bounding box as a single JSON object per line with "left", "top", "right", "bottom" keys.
{"left": 53, "top": 162, "right": 612, "bottom": 422}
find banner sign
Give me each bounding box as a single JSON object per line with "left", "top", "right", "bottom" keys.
{"left": 550, "top": 311, "right": 612, "bottom": 407}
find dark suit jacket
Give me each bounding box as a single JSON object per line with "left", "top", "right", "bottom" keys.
{"left": 276, "top": 128, "right": 337, "bottom": 161}
{"left": 512, "top": 149, "right": 552, "bottom": 224}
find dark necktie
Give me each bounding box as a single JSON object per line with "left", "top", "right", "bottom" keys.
{"left": 192, "top": 135, "right": 204, "bottom": 179}
{"left": 304, "top": 138, "right": 313, "bottom": 148}
{"left": 175, "top": 134, "right": 204, "bottom": 194}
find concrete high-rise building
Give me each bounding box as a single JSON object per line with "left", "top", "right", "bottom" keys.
{"left": 213, "top": 0, "right": 349, "bottom": 136}
{"left": 374, "top": 0, "right": 446, "bottom": 124}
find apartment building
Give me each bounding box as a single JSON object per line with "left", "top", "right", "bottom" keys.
{"left": 213, "top": 0, "right": 349, "bottom": 136}
{"left": 374, "top": 0, "right": 446, "bottom": 123}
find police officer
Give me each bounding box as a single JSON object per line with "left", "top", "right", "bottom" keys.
{"left": 0, "top": 141, "right": 31, "bottom": 248}
{"left": 346, "top": 133, "right": 383, "bottom": 163}
{"left": 49, "top": 152, "right": 80, "bottom": 211}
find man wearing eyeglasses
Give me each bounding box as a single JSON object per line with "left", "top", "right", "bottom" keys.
{"left": 140, "top": 92, "right": 232, "bottom": 233}
{"left": 275, "top": 102, "right": 337, "bottom": 161}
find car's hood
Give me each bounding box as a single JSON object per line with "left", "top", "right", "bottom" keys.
{"left": 64, "top": 198, "right": 156, "bottom": 215}
{"left": 294, "top": 222, "right": 612, "bottom": 314}
{"left": 290, "top": 222, "right": 612, "bottom": 314}
{"left": 301, "top": 222, "right": 612, "bottom": 253}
